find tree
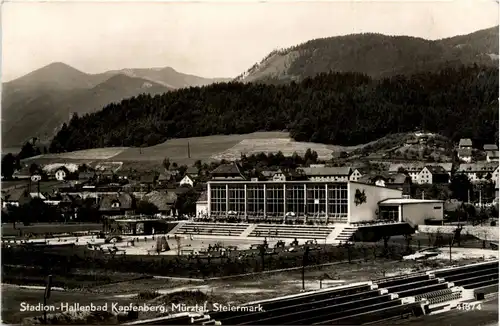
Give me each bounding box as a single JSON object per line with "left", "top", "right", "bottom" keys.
{"left": 450, "top": 174, "right": 473, "bottom": 202}
{"left": 18, "top": 142, "right": 37, "bottom": 160}
{"left": 162, "top": 158, "right": 171, "bottom": 170}
{"left": 29, "top": 163, "right": 40, "bottom": 175}
{"left": 136, "top": 201, "right": 159, "bottom": 216}
{"left": 1, "top": 153, "right": 17, "bottom": 179}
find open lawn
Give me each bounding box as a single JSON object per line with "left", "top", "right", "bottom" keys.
{"left": 20, "top": 131, "right": 373, "bottom": 169}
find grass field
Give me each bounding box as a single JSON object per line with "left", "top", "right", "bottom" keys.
{"left": 21, "top": 131, "right": 370, "bottom": 168}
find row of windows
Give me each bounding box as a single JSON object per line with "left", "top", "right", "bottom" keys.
{"left": 210, "top": 184, "right": 348, "bottom": 216}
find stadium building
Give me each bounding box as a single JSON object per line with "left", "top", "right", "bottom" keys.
{"left": 205, "top": 180, "right": 442, "bottom": 226}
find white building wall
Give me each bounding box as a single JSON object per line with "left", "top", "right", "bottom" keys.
{"left": 180, "top": 176, "right": 194, "bottom": 186}
{"left": 196, "top": 201, "right": 208, "bottom": 217}
{"left": 348, "top": 183, "right": 403, "bottom": 223}
{"left": 401, "top": 202, "right": 444, "bottom": 225}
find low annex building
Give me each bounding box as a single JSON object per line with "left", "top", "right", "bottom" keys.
{"left": 378, "top": 198, "right": 444, "bottom": 226}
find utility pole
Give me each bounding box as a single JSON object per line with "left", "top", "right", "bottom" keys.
{"left": 479, "top": 190, "right": 482, "bottom": 208}
{"left": 468, "top": 189, "right": 470, "bottom": 204}
{"left": 302, "top": 246, "right": 309, "bottom": 291}
{"left": 187, "top": 141, "right": 191, "bottom": 159}
{"left": 43, "top": 275, "right": 52, "bottom": 324}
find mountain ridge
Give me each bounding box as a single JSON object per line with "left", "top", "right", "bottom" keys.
{"left": 2, "top": 63, "right": 231, "bottom": 147}
{"left": 236, "top": 26, "right": 499, "bottom": 83}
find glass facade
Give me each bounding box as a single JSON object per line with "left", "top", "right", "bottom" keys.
{"left": 328, "top": 184, "right": 348, "bottom": 220}
{"left": 208, "top": 182, "right": 348, "bottom": 219}
{"left": 306, "top": 184, "right": 326, "bottom": 215}
{"left": 286, "top": 184, "right": 305, "bottom": 215}
{"left": 228, "top": 185, "right": 245, "bottom": 213}
{"left": 266, "top": 185, "right": 284, "bottom": 216}
{"left": 210, "top": 185, "right": 226, "bottom": 214}
{"left": 247, "top": 185, "right": 265, "bottom": 215}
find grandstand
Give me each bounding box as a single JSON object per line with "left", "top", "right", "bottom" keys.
{"left": 126, "top": 261, "right": 498, "bottom": 325}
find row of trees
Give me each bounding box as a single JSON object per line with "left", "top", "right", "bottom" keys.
{"left": 49, "top": 65, "right": 498, "bottom": 152}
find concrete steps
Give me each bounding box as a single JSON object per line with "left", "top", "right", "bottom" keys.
{"left": 335, "top": 226, "right": 358, "bottom": 242}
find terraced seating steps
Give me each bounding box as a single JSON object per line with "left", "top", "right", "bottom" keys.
{"left": 427, "top": 292, "right": 462, "bottom": 305}
{"left": 434, "top": 262, "right": 498, "bottom": 278}
{"left": 209, "top": 284, "right": 372, "bottom": 323}
{"left": 463, "top": 278, "right": 499, "bottom": 290}
{"left": 396, "top": 283, "right": 450, "bottom": 298}
{"left": 376, "top": 274, "right": 430, "bottom": 289}
{"left": 414, "top": 288, "right": 454, "bottom": 301}
{"left": 385, "top": 278, "right": 440, "bottom": 294}
{"left": 324, "top": 302, "right": 422, "bottom": 326}
{"left": 291, "top": 299, "right": 403, "bottom": 325}
{"left": 452, "top": 273, "right": 498, "bottom": 287}
{"left": 259, "top": 294, "right": 395, "bottom": 325}
{"left": 249, "top": 225, "right": 334, "bottom": 239}
{"left": 442, "top": 267, "right": 499, "bottom": 283}
{"left": 217, "top": 290, "right": 384, "bottom": 325}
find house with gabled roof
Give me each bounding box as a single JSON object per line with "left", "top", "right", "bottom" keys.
{"left": 98, "top": 193, "right": 134, "bottom": 216}
{"left": 180, "top": 174, "right": 195, "bottom": 187}
{"left": 299, "top": 166, "right": 352, "bottom": 182}
{"left": 458, "top": 138, "right": 473, "bottom": 149}
{"left": 210, "top": 162, "right": 246, "bottom": 181}
{"left": 457, "top": 163, "right": 499, "bottom": 184}
{"left": 388, "top": 163, "right": 424, "bottom": 183}
{"left": 185, "top": 166, "right": 199, "bottom": 177}
{"left": 349, "top": 168, "right": 365, "bottom": 182}
{"left": 484, "top": 144, "right": 498, "bottom": 151}
{"left": 418, "top": 165, "right": 450, "bottom": 184}
{"left": 457, "top": 148, "right": 473, "bottom": 163}
{"left": 486, "top": 150, "right": 499, "bottom": 163}
{"left": 143, "top": 190, "right": 177, "bottom": 215}
{"left": 357, "top": 172, "right": 412, "bottom": 196}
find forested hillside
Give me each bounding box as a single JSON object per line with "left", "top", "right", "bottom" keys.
{"left": 235, "top": 27, "right": 498, "bottom": 83}
{"left": 49, "top": 65, "right": 498, "bottom": 152}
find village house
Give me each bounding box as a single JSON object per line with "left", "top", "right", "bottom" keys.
{"left": 357, "top": 172, "right": 412, "bottom": 196}
{"left": 484, "top": 144, "right": 498, "bottom": 151}
{"left": 185, "top": 166, "right": 199, "bottom": 178}
{"left": 349, "top": 168, "right": 364, "bottom": 182}
{"left": 1, "top": 188, "right": 31, "bottom": 209}
{"left": 457, "top": 163, "right": 499, "bottom": 185}
{"left": 210, "top": 162, "right": 246, "bottom": 180}
{"left": 98, "top": 193, "right": 134, "bottom": 216}
{"left": 457, "top": 148, "right": 473, "bottom": 163}
{"left": 299, "top": 166, "right": 352, "bottom": 182}
{"left": 458, "top": 138, "right": 473, "bottom": 149}
{"left": 388, "top": 163, "right": 424, "bottom": 183}
{"left": 486, "top": 150, "right": 499, "bottom": 163}
{"left": 389, "top": 163, "right": 452, "bottom": 184}
{"left": 143, "top": 190, "right": 178, "bottom": 216}
{"left": 179, "top": 174, "right": 195, "bottom": 187}
{"left": 196, "top": 191, "right": 208, "bottom": 218}
{"left": 54, "top": 166, "right": 70, "bottom": 181}
{"left": 418, "top": 165, "right": 450, "bottom": 184}
{"left": 157, "top": 171, "right": 175, "bottom": 187}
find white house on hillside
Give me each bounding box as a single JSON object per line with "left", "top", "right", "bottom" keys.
{"left": 349, "top": 169, "right": 364, "bottom": 182}
{"left": 179, "top": 175, "right": 194, "bottom": 187}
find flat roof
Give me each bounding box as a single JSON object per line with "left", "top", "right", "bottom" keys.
{"left": 207, "top": 180, "right": 348, "bottom": 184}
{"left": 379, "top": 198, "right": 444, "bottom": 205}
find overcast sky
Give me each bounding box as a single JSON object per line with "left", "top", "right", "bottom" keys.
{"left": 2, "top": 0, "right": 498, "bottom": 82}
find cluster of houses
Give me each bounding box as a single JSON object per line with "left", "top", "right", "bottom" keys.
{"left": 3, "top": 142, "right": 499, "bottom": 220}
{"left": 456, "top": 139, "right": 499, "bottom": 163}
